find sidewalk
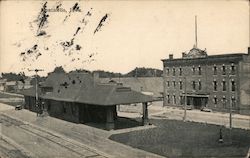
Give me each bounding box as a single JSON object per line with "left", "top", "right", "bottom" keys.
{"left": 149, "top": 105, "right": 250, "bottom": 130}
{"left": 0, "top": 103, "right": 164, "bottom": 158}
{"left": 151, "top": 105, "right": 250, "bottom": 120}
{"left": 118, "top": 103, "right": 250, "bottom": 130}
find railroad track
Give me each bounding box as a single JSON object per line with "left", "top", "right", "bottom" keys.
{"left": 0, "top": 139, "right": 28, "bottom": 158}
{"left": 0, "top": 114, "right": 107, "bottom": 158}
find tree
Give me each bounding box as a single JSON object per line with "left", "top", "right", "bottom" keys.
{"left": 124, "top": 67, "right": 163, "bottom": 77}
{"left": 47, "top": 66, "right": 66, "bottom": 76}
{"left": 52, "top": 66, "right": 65, "bottom": 73}
{"left": 1, "top": 72, "right": 27, "bottom": 81}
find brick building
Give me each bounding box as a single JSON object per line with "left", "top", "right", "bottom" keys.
{"left": 22, "top": 72, "right": 154, "bottom": 130}
{"left": 162, "top": 47, "right": 250, "bottom": 115}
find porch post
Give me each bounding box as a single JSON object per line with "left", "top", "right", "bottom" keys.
{"left": 106, "top": 106, "right": 115, "bottom": 130}
{"left": 42, "top": 100, "right": 48, "bottom": 116}
{"left": 201, "top": 98, "right": 206, "bottom": 107}
{"left": 190, "top": 97, "right": 194, "bottom": 107}
{"left": 142, "top": 102, "right": 149, "bottom": 125}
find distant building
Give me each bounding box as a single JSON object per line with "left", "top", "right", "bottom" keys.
{"left": 0, "top": 79, "right": 7, "bottom": 91}
{"left": 0, "top": 78, "right": 32, "bottom": 92}
{"left": 16, "top": 77, "right": 32, "bottom": 91}
{"left": 99, "top": 77, "right": 163, "bottom": 99}
{"left": 22, "top": 72, "right": 154, "bottom": 130}
{"left": 162, "top": 47, "right": 250, "bottom": 115}
{"left": 5, "top": 81, "right": 17, "bottom": 92}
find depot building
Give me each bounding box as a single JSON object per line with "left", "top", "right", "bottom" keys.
{"left": 22, "top": 72, "right": 154, "bottom": 130}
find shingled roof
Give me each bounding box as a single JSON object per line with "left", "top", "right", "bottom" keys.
{"left": 21, "top": 72, "right": 154, "bottom": 106}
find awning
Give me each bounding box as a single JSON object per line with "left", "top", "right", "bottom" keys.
{"left": 180, "top": 93, "right": 209, "bottom": 98}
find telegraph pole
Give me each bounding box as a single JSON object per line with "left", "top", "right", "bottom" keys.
{"left": 28, "top": 69, "right": 44, "bottom": 116}
{"left": 183, "top": 76, "right": 187, "bottom": 121}
{"left": 227, "top": 71, "right": 232, "bottom": 144}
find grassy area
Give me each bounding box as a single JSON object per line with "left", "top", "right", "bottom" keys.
{"left": 109, "top": 119, "right": 250, "bottom": 158}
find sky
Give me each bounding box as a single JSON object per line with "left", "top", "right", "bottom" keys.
{"left": 0, "top": 0, "right": 249, "bottom": 76}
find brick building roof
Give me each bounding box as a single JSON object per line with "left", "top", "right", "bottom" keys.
{"left": 162, "top": 53, "right": 247, "bottom": 67}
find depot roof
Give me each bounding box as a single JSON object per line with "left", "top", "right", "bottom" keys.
{"left": 22, "top": 72, "right": 154, "bottom": 106}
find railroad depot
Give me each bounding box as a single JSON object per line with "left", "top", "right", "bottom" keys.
{"left": 21, "top": 72, "right": 154, "bottom": 130}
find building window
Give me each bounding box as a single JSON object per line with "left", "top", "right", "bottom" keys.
{"left": 222, "top": 80, "right": 226, "bottom": 91}
{"left": 180, "top": 96, "right": 184, "bottom": 105}
{"left": 198, "top": 66, "right": 202, "bottom": 75}
{"left": 192, "top": 66, "right": 195, "bottom": 75}
{"left": 231, "top": 80, "right": 236, "bottom": 91}
{"left": 213, "top": 96, "right": 217, "bottom": 105}
{"left": 231, "top": 64, "right": 235, "bottom": 75}
{"left": 166, "top": 68, "right": 170, "bottom": 76}
{"left": 167, "top": 81, "right": 170, "bottom": 87}
{"left": 173, "top": 95, "right": 176, "bottom": 104}
{"left": 173, "top": 81, "right": 176, "bottom": 88}
{"left": 173, "top": 68, "right": 176, "bottom": 76}
{"left": 222, "top": 65, "right": 226, "bottom": 75}
{"left": 231, "top": 96, "right": 236, "bottom": 108}
{"left": 167, "top": 95, "right": 170, "bottom": 103}
{"left": 179, "top": 81, "right": 183, "bottom": 90}
{"left": 213, "top": 81, "right": 217, "bottom": 91}
{"left": 192, "top": 81, "right": 196, "bottom": 90}
{"left": 198, "top": 81, "right": 202, "bottom": 90}
{"left": 179, "top": 68, "right": 182, "bottom": 76}
{"left": 213, "top": 65, "right": 217, "bottom": 75}
{"left": 222, "top": 97, "right": 226, "bottom": 108}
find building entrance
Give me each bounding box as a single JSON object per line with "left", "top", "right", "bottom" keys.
{"left": 187, "top": 96, "right": 208, "bottom": 109}
{"left": 193, "top": 97, "right": 202, "bottom": 109}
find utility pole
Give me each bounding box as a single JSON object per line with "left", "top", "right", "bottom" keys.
{"left": 28, "top": 69, "right": 44, "bottom": 116}
{"left": 183, "top": 76, "right": 187, "bottom": 121}
{"left": 227, "top": 71, "right": 232, "bottom": 144}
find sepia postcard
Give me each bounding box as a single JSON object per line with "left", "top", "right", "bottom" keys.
{"left": 0, "top": 0, "right": 249, "bottom": 157}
